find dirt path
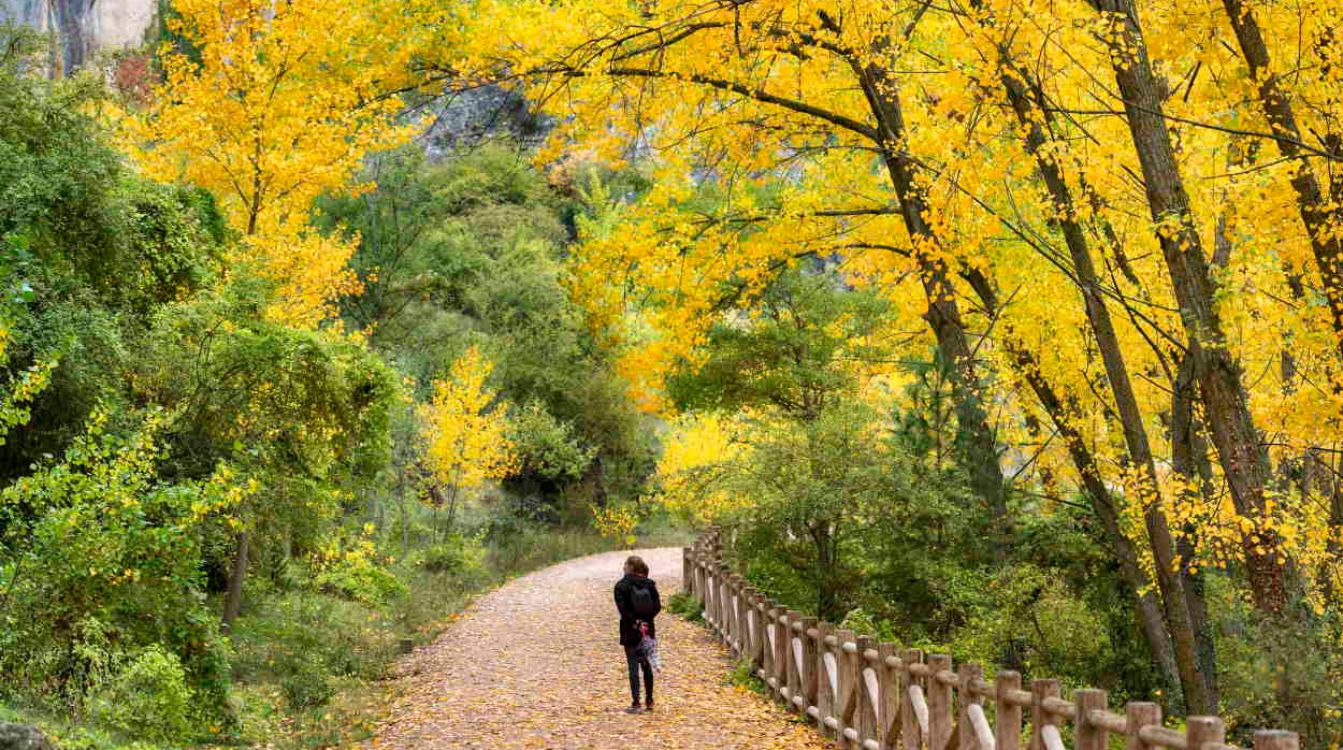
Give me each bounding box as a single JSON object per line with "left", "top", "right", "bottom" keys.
{"left": 369, "top": 547, "right": 828, "bottom": 749}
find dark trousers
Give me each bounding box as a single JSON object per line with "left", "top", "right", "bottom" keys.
{"left": 624, "top": 645, "right": 653, "bottom": 704}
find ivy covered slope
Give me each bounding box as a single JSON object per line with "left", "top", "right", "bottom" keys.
{"left": 0, "top": 22, "right": 663, "bottom": 750}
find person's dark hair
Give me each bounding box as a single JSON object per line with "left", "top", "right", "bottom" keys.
{"left": 625, "top": 555, "right": 649, "bottom": 576}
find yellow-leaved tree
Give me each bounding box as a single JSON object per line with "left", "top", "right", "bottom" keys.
{"left": 419, "top": 346, "right": 517, "bottom": 529}
{"left": 452, "top": 0, "right": 1343, "bottom": 717}
{"left": 652, "top": 412, "right": 748, "bottom": 526}
{"left": 124, "top": 0, "right": 431, "bottom": 327}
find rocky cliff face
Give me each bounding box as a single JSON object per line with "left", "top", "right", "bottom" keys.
{"left": 424, "top": 87, "right": 552, "bottom": 158}
{"left": 1, "top": 0, "right": 156, "bottom": 72}
{"left": 0, "top": 0, "right": 548, "bottom": 152}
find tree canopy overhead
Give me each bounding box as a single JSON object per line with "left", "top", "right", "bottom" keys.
{"left": 446, "top": 0, "right": 1343, "bottom": 728}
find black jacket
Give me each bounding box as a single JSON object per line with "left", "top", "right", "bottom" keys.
{"left": 614, "top": 573, "right": 660, "bottom": 646}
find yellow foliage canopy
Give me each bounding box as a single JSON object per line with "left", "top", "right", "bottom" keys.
{"left": 419, "top": 347, "right": 518, "bottom": 493}
{"left": 452, "top": 0, "right": 1343, "bottom": 601}
{"left": 124, "top": 0, "right": 429, "bottom": 327}
{"left": 652, "top": 412, "right": 749, "bottom": 526}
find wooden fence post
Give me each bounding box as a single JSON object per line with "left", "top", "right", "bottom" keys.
{"left": 996, "top": 671, "right": 1022, "bottom": 750}
{"left": 718, "top": 574, "right": 731, "bottom": 648}
{"left": 704, "top": 566, "right": 716, "bottom": 629}
{"left": 799, "top": 616, "right": 819, "bottom": 716}
{"left": 1124, "top": 702, "right": 1161, "bottom": 750}
{"left": 683, "top": 547, "right": 693, "bottom": 596}
{"left": 855, "top": 635, "right": 878, "bottom": 746}
{"left": 784, "top": 612, "right": 800, "bottom": 709}
{"left": 773, "top": 606, "right": 791, "bottom": 700}
{"left": 725, "top": 577, "right": 735, "bottom": 650}
{"left": 748, "top": 591, "right": 765, "bottom": 668}
{"left": 762, "top": 602, "right": 778, "bottom": 685}
{"left": 815, "top": 622, "right": 835, "bottom": 732}
{"left": 928, "top": 654, "right": 953, "bottom": 750}
{"left": 1075, "top": 689, "right": 1108, "bottom": 750}
{"left": 731, "top": 578, "right": 746, "bottom": 655}
{"left": 835, "top": 629, "right": 858, "bottom": 747}
{"left": 719, "top": 565, "right": 729, "bottom": 635}
{"left": 698, "top": 559, "right": 709, "bottom": 612}
{"left": 878, "top": 642, "right": 898, "bottom": 749}
{"left": 713, "top": 564, "right": 727, "bottom": 637}
{"left": 1029, "top": 679, "right": 1060, "bottom": 750}
{"left": 957, "top": 664, "right": 985, "bottom": 750}
{"left": 724, "top": 575, "right": 740, "bottom": 653}
{"left": 739, "top": 587, "right": 754, "bottom": 663}
{"left": 1253, "top": 730, "right": 1299, "bottom": 750}
{"left": 1186, "top": 717, "right": 1225, "bottom": 750}
{"left": 901, "top": 648, "right": 924, "bottom": 750}
{"left": 741, "top": 583, "right": 752, "bottom": 653}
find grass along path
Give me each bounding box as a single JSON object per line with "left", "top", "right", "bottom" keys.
{"left": 367, "top": 547, "right": 828, "bottom": 749}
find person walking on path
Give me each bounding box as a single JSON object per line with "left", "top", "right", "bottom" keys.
{"left": 614, "top": 554, "right": 661, "bottom": 713}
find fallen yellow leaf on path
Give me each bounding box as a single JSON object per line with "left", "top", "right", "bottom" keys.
{"left": 366, "top": 548, "right": 828, "bottom": 750}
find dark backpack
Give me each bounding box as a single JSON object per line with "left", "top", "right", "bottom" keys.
{"left": 631, "top": 582, "right": 658, "bottom": 617}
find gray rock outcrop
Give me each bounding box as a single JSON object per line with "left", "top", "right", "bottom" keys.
{"left": 2, "top": 0, "right": 157, "bottom": 72}
{"left": 0, "top": 723, "right": 54, "bottom": 750}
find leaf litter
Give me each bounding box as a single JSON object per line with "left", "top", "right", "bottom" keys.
{"left": 367, "top": 548, "right": 829, "bottom": 749}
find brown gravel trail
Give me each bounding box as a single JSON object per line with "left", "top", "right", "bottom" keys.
{"left": 368, "top": 547, "right": 828, "bottom": 749}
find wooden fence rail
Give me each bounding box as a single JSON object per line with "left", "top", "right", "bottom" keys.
{"left": 682, "top": 532, "right": 1302, "bottom": 750}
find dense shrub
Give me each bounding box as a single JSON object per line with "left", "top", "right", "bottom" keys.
{"left": 408, "top": 533, "right": 486, "bottom": 575}
{"left": 311, "top": 535, "right": 407, "bottom": 607}
{"left": 90, "top": 648, "right": 194, "bottom": 744}
{"left": 666, "top": 590, "right": 703, "bottom": 623}
{"left": 279, "top": 658, "right": 335, "bottom": 710}
{"left": 228, "top": 592, "right": 400, "bottom": 683}
{"left": 0, "top": 413, "right": 233, "bottom": 718}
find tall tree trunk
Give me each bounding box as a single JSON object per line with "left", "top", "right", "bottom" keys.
{"left": 1222, "top": 0, "right": 1343, "bottom": 602}
{"left": 223, "top": 530, "right": 249, "bottom": 627}
{"left": 961, "top": 269, "right": 1180, "bottom": 692}
{"left": 849, "top": 55, "right": 1010, "bottom": 537}
{"left": 1220, "top": 0, "right": 1343, "bottom": 357}
{"left": 1091, "top": 0, "right": 1288, "bottom": 615}
{"left": 811, "top": 522, "right": 841, "bottom": 622}
{"left": 1170, "top": 354, "right": 1222, "bottom": 709}
{"left": 989, "top": 64, "right": 1212, "bottom": 713}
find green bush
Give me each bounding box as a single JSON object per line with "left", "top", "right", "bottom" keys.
{"left": 728, "top": 656, "right": 767, "bottom": 695}
{"left": 236, "top": 594, "right": 394, "bottom": 682}
{"left": 313, "top": 559, "right": 406, "bottom": 607}
{"left": 667, "top": 590, "right": 704, "bottom": 623}
{"left": 0, "top": 413, "right": 232, "bottom": 717}
{"left": 280, "top": 658, "right": 335, "bottom": 710}
{"left": 837, "top": 607, "right": 901, "bottom": 643}
{"left": 949, "top": 564, "right": 1111, "bottom": 681}
{"left": 408, "top": 534, "right": 486, "bottom": 575}
{"left": 311, "top": 537, "right": 408, "bottom": 608}
{"left": 91, "top": 647, "right": 194, "bottom": 744}
{"left": 228, "top": 591, "right": 400, "bottom": 684}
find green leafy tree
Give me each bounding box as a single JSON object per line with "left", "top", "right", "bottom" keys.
{"left": 0, "top": 29, "right": 224, "bottom": 483}
{"left": 321, "top": 144, "right": 654, "bottom": 518}
{"left": 133, "top": 278, "right": 399, "bottom": 624}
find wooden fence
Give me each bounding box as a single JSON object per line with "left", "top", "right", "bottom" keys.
{"left": 681, "top": 531, "right": 1302, "bottom": 750}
